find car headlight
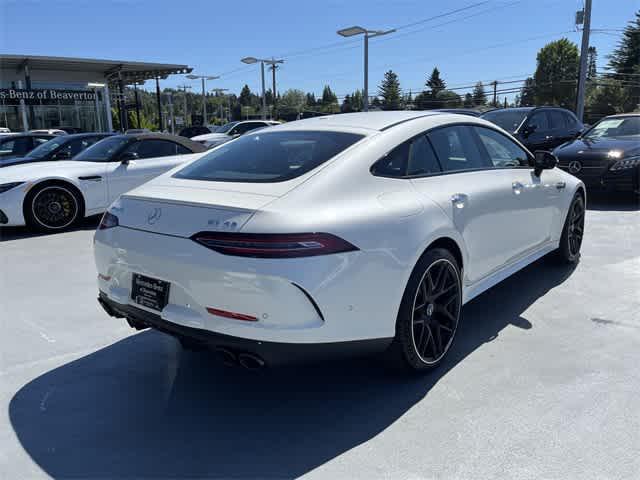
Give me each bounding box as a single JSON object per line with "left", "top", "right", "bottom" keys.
{"left": 0, "top": 182, "right": 24, "bottom": 194}
{"left": 610, "top": 156, "right": 640, "bottom": 171}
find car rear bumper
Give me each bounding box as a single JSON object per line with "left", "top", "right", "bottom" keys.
{"left": 98, "top": 292, "right": 392, "bottom": 366}
{"left": 94, "top": 225, "right": 406, "bottom": 344}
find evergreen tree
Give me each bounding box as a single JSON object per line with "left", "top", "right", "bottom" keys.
{"left": 520, "top": 77, "right": 536, "bottom": 106}
{"left": 587, "top": 46, "right": 597, "bottom": 80}
{"left": 351, "top": 90, "right": 364, "bottom": 111}
{"left": 426, "top": 67, "right": 446, "bottom": 96}
{"left": 239, "top": 84, "right": 252, "bottom": 106}
{"left": 305, "top": 92, "right": 317, "bottom": 107}
{"left": 607, "top": 11, "right": 640, "bottom": 75}
{"left": 472, "top": 81, "right": 487, "bottom": 106}
{"left": 321, "top": 86, "right": 337, "bottom": 106}
{"left": 463, "top": 93, "right": 474, "bottom": 108}
{"left": 378, "top": 70, "right": 402, "bottom": 110}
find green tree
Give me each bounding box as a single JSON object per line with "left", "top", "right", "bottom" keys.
{"left": 519, "top": 77, "right": 536, "bottom": 106}
{"left": 607, "top": 10, "right": 640, "bottom": 111}
{"left": 533, "top": 38, "right": 579, "bottom": 108}
{"left": 341, "top": 94, "right": 354, "bottom": 113}
{"left": 378, "top": 70, "right": 402, "bottom": 110}
{"left": 279, "top": 89, "right": 307, "bottom": 117}
{"left": 321, "top": 85, "right": 337, "bottom": 106}
{"left": 472, "top": 81, "right": 486, "bottom": 106}
{"left": 350, "top": 90, "right": 364, "bottom": 111}
{"left": 585, "top": 80, "right": 630, "bottom": 122}
{"left": 587, "top": 46, "right": 598, "bottom": 80}
{"left": 239, "top": 84, "right": 252, "bottom": 106}
{"left": 463, "top": 93, "right": 473, "bottom": 108}
{"left": 426, "top": 67, "right": 446, "bottom": 96}
{"left": 305, "top": 92, "right": 317, "bottom": 107}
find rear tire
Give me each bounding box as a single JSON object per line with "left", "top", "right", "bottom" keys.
{"left": 388, "top": 248, "right": 462, "bottom": 372}
{"left": 24, "top": 183, "right": 83, "bottom": 233}
{"left": 556, "top": 193, "right": 585, "bottom": 264}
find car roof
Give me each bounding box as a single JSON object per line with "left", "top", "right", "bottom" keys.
{"left": 0, "top": 133, "right": 56, "bottom": 139}
{"left": 271, "top": 111, "right": 444, "bottom": 132}
{"left": 60, "top": 132, "right": 114, "bottom": 139}
{"left": 604, "top": 113, "right": 640, "bottom": 118}
{"left": 110, "top": 132, "right": 207, "bottom": 151}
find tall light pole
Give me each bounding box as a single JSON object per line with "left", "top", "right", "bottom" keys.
{"left": 211, "top": 88, "right": 230, "bottom": 123}
{"left": 186, "top": 74, "right": 219, "bottom": 126}
{"left": 177, "top": 84, "right": 192, "bottom": 126}
{"left": 575, "top": 0, "right": 592, "bottom": 122}
{"left": 337, "top": 26, "right": 395, "bottom": 112}
{"left": 241, "top": 56, "right": 284, "bottom": 119}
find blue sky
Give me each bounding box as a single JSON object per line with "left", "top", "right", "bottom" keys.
{"left": 1, "top": 0, "right": 637, "bottom": 101}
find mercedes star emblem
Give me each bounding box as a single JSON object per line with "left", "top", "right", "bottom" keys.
{"left": 568, "top": 160, "right": 583, "bottom": 174}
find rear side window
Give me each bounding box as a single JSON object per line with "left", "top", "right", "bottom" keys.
{"left": 528, "top": 111, "right": 550, "bottom": 132}
{"left": 174, "top": 130, "right": 363, "bottom": 183}
{"left": 427, "top": 126, "right": 489, "bottom": 172}
{"left": 233, "top": 122, "right": 267, "bottom": 135}
{"left": 548, "top": 110, "right": 567, "bottom": 130}
{"left": 562, "top": 111, "right": 578, "bottom": 129}
{"left": 126, "top": 139, "right": 180, "bottom": 159}
{"left": 474, "top": 127, "right": 530, "bottom": 167}
{"left": 0, "top": 137, "right": 33, "bottom": 155}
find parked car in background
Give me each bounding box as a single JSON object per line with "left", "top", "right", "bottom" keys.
{"left": 29, "top": 129, "right": 68, "bottom": 136}
{"left": 1, "top": 133, "right": 113, "bottom": 167}
{"left": 0, "top": 127, "right": 11, "bottom": 135}
{"left": 0, "top": 133, "right": 207, "bottom": 232}
{"left": 178, "top": 125, "right": 212, "bottom": 138}
{"left": 125, "top": 128, "right": 151, "bottom": 134}
{"left": 554, "top": 113, "right": 640, "bottom": 196}
{"left": 192, "top": 120, "right": 280, "bottom": 148}
{"left": 53, "top": 126, "right": 84, "bottom": 134}
{"left": 481, "top": 107, "right": 584, "bottom": 151}
{"left": 0, "top": 133, "right": 56, "bottom": 161}
{"left": 94, "top": 111, "right": 585, "bottom": 372}
{"left": 433, "top": 108, "right": 481, "bottom": 116}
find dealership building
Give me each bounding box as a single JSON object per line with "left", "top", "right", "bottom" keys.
{"left": 0, "top": 54, "right": 192, "bottom": 133}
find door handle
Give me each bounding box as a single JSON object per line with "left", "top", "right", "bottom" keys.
{"left": 512, "top": 181, "right": 524, "bottom": 195}
{"left": 555, "top": 181, "right": 566, "bottom": 190}
{"left": 450, "top": 193, "right": 468, "bottom": 208}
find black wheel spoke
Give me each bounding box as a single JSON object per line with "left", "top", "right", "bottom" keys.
{"left": 411, "top": 258, "right": 461, "bottom": 365}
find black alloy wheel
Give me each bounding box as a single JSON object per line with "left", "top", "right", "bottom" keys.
{"left": 392, "top": 248, "right": 462, "bottom": 371}
{"left": 28, "top": 185, "right": 80, "bottom": 232}
{"left": 558, "top": 193, "right": 585, "bottom": 264}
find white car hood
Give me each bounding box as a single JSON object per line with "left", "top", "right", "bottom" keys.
{"left": 0, "top": 160, "right": 98, "bottom": 183}
{"left": 191, "top": 132, "right": 230, "bottom": 142}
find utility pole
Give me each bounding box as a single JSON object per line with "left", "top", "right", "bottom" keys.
{"left": 270, "top": 63, "right": 279, "bottom": 119}
{"left": 492, "top": 80, "right": 498, "bottom": 106}
{"left": 576, "top": 0, "right": 592, "bottom": 122}
{"left": 167, "top": 92, "right": 174, "bottom": 134}
{"left": 155, "top": 76, "right": 163, "bottom": 132}
{"left": 177, "top": 84, "right": 192, "bottom": 126}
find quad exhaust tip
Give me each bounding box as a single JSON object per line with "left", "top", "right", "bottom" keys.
{"left": 216, "top": 347, "right": 265, "bottom": 370}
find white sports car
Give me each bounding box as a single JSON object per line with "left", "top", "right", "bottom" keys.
{"left": 0, "top": 133, "right": 206, "bottom": 231}
{"left": 94, "top": 112, "right": 585, "bottom": 371}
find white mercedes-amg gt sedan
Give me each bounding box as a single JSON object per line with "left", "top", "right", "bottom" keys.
{"left": 94, "top": 112, "right": 585, "bottom": 371}
{"left": 0, "top": 133, "right": 206, "bottom": 232}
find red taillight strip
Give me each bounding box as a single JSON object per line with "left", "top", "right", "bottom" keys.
{"left": 206, "top": 307, "right": 258, "bottom": 322}
{"left": 191, "top": 232, "right": 358, "bottom": 258}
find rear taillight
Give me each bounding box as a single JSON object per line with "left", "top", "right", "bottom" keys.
{"left": 98, "top": 211, "right": 119, "bottom": 230}
{"left": 191, "top": 232, "right": 358, "bottom": 258}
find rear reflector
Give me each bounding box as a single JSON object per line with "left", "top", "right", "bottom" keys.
{"left": 206, "top": 307, "right": 257, "bottom": 322}
{"left": 191, "top": 232, "right": 358, "bottom": 258}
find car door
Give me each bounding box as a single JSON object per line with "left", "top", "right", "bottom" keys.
{"left": 409, "top": 125, "right": 523, "bottom": 285}
{"left": 473, "top": 126, "right": 558, "bottom": 257}
{"left": 547, "top": 110, "right": 575, "bottom": 149}
{"left": 105, "top": 139, "right": 191, "bottom": 202}
{"left": 522, "top": 110, "right": 555, "bottom": 151}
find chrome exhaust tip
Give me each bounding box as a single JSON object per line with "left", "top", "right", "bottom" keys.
{"left": 237, "top": 352, "right": 266, "bottom": 370}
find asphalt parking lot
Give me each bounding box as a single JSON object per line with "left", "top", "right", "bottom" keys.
{"left": 1, "top": 194, "right": 639, "bottom": 479}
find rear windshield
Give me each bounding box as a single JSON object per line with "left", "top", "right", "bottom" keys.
{"left": 173, "top": 130, "right": 364, "bottom": 183}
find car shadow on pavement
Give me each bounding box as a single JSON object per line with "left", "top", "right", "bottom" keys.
{"left": 8, "top": 255, "right": 575, "bottom": 479}
{"left": 0, "top": 215, "right": 101, "bottom": 242}
{"left": 586, "top": 192, "right": 639, "bottom": 212}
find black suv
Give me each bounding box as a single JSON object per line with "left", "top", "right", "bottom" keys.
{"left": 481, "top": 107, "right": 584, "bottom": 151}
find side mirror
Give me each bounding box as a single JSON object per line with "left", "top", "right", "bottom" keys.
{"left": 119, "top": 151, "right": 139, "bottom": 164}
{"left": 533, "top": 150, "right": 558, "bottom": 176}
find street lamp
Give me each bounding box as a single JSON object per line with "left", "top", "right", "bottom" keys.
{"left": 186, "top": 74, "right": 220, "bottom": 125}
{"left": 241, "top": 56, "right": 284, "bottom": 119}
{"left": 337, "top": 25, "right": 395, "bottom": 111}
